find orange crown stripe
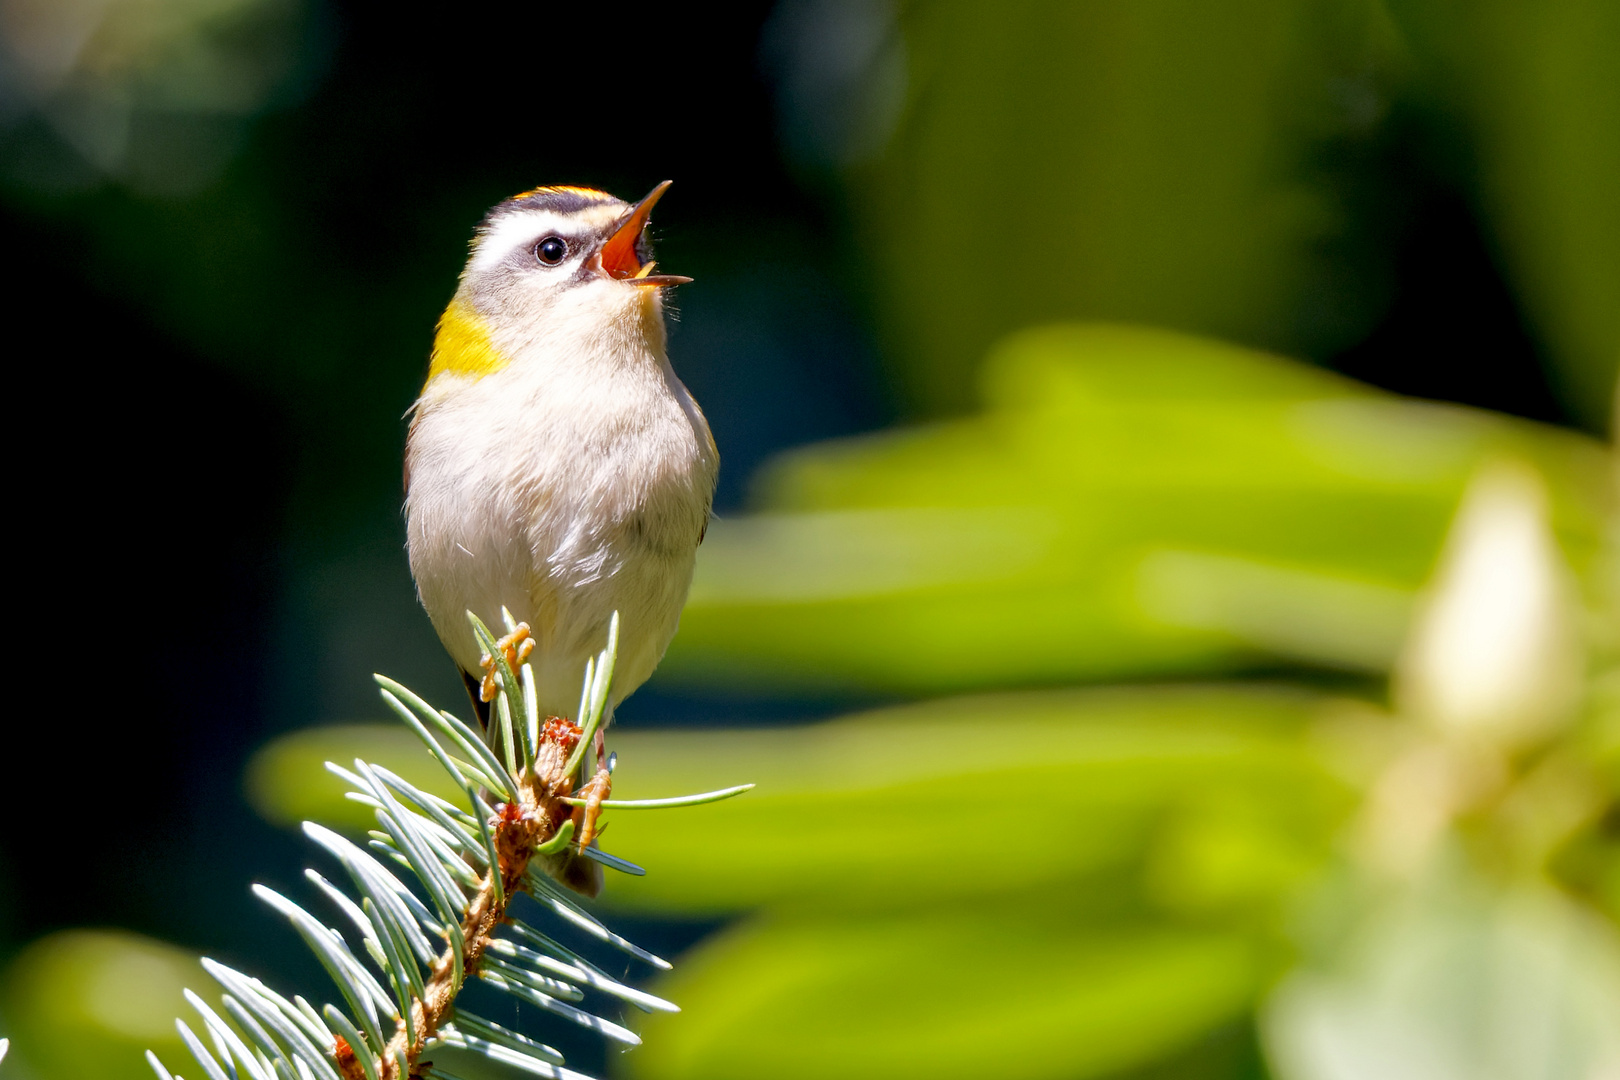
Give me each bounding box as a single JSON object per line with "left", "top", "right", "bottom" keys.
{"left": 511, "top": 184, "right": 616, "bottom": 202}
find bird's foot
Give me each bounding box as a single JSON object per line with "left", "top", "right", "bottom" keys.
{"left": 478, "top": 622, "right": 536, "bottom": 702}
{"left": 571, "top": 764, "right": 613, "bottom": 851}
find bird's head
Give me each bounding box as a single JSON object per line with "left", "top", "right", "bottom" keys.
{"left": 426, "top": 182, "right": 689, "bottom": 385}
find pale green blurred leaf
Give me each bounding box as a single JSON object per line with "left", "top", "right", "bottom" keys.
{"left": 661, "top": 324, "right": 1614, "bottom": 695}
{"left": 248, "top": 686, "right": 1354, "bottom": 918}
{"left": 0, "top": 930, "right": 214, "bottom": 1080}
{"left": 600, "top": 685, "right": 1349, "bottom": 916}
{"left": 1264, "top": 872, "right": 1620, "bottom": 1080}
{"left": 626, "top": 908, "right": 1260, "bottom": 1080}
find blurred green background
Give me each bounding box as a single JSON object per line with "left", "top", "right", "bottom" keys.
{"left": 1, "top": 1, "right": 1615, "bottom": 1079}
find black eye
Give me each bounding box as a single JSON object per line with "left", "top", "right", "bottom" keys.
{"left": 535, "top": 237, "right": 567, "bottom": 265}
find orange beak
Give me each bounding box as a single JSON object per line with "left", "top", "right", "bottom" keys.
{"left": 598, "top": 180, "right": 692, "bottom": 287}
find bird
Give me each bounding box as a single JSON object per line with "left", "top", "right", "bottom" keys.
{"left": 404, "top": 180, "right": 717, "bottom": 780}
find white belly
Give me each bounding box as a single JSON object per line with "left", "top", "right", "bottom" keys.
{"left": 405, "top": 355, "right": 716, "bottom": 719}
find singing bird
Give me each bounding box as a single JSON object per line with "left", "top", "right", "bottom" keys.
{"left": 405, "top": 182, "right": 717, "bottom": 736}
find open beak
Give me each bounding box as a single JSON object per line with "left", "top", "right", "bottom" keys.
{"left": 598, "top": 180, "right": 693, "bottom": 288}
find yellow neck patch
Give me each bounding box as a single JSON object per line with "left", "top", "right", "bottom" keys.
{"left": 426, "top": 300, "right": 509, "bottom": 384}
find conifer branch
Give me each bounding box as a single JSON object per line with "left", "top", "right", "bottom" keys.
{"left": 149, "top": 610, "right": 748, "bottom": 1080}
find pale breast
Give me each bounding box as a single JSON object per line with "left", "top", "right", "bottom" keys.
{"left": 405, "top": 354, "right": 716, "bottom": 717}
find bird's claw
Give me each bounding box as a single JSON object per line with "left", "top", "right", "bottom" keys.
{"left": 571, "top": 765, "right": 612, "bottom": 851}
{"left": 479, "top": 622, "right": 535, "bottom": 702}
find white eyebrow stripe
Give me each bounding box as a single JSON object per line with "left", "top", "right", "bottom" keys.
{"left": 468, "top": 203, "right": 629, "bottom": 273}
{"left": 470, "top": 210, "right": 578, "bottom": 272}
